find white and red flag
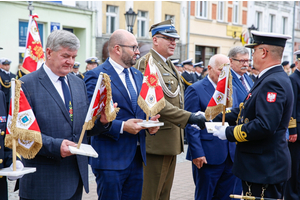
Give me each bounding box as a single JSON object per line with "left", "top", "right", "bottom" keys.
{"left": 205, "top": 64, "right": 233, "bottom": 121}
{"left": 22, "top": 14, "right": 45, "bottom": 74}
{"left": 5, "top": 79, "right": 42, "bottom": 159}
{"left": 84, "top": 73, "right": 119, "bottom": 130}
{"left": 138, "top": 55, "right": 165, "bottom": 118}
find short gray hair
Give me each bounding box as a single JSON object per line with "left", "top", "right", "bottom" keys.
{"left": 46, "top": 30, "right": 80, "bottom": 52}
{"left": 228, "top": 46, "right": 249, "bottom": 58}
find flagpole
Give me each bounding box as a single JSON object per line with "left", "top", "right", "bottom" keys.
{"left": 77, "top": 73, "right": 103, "bottom": 149}
{"left": 10, "top": 79, "right": 17, "bottom": 171}
{"left": 222, "top": 65, "right": 229, "bottom": 126}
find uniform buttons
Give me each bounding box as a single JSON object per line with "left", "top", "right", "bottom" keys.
{"left": 0, "top": 176, "right": 2, "bottom": 178}
{"left": 178, "top": 124, "right": 181, "bottom": 127}
{"left": 1, "top": 131, "right": 4, "bottom": 136}
{"left": 0, "top": 159, "right": 3, "bottom": 164}
{"left": 0, "top": 146, "right": 1, "bottom": 149}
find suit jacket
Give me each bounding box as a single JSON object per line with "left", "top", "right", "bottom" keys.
{"left": 0, "top": 90, "right": 11, "bottom": 200}
{"left": 135, "top": 49, "right": 191, "bottom": 155}
{"left": 19, "top": 66, "right": 89, "bottom": 199}
{"left": 185, "top": 77, "right": 237, "bottom": 165}
{"left": 289, "top": 69, "right": 300, "bottom": 139}
{"left": 224, "top": 66, "right": 293, "bottom": 184}
{"left": 85, "top": 58, "right": 146, "bottom": 170}
{"left": 231, "top": 70, "right": 253, "bottom": 104}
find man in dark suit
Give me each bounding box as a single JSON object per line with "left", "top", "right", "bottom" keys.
{"left": 85, "top": 29, "right": 159, "bottom": 200}
{"left": 19, "top": 30, "right": 90, "bottom": 200}
{"left": 0, "top": 59, "right": 16, "bottom": 110}
{"left": 181, "top": 58, "right": 197, "bottom": 89}
{"left": 285, "top": 50, "right": 300, "bottom": 200}
{"left": 185, "top": 54, "right": 239, "bottom": 200}
{"left": 213, "top": 31, "right": 293, "bottom": 199}
{"left": 228, "top": 46, "right": 254, "bottom": 105}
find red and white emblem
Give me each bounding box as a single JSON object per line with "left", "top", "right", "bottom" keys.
{"left": 266, "top": 92, "right": 277, "bottom": 103}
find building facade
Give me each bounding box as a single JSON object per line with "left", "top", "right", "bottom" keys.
{"left": 0, "top": 1, "right": 95, "bottom": 73}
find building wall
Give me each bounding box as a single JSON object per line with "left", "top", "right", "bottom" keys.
{"left": 0, "top": 1, "right": 95, "bottom": 73}
{"left": 188, "top": 1, "right": 247, "bottom": 66}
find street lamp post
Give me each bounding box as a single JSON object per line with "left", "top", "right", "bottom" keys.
{"left": 27, "top": 1, "right": 34, "bottom": 15}
{"left": 124, "top": 8, "right": 137, "bottom": 34}
{"left": 248, "top": 24, "right": 258, "bottom": 59}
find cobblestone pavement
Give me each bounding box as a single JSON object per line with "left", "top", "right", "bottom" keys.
{"left": 8, "top": 145, "right": 194, "bottom": 200}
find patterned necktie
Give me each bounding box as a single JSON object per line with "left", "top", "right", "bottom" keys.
{"left": 123, "top": 68, "right": 137, "bottom": 113}
{"left": 240, "top": 76, "right": 249, "bottom": 93}
{"left": 58, "top": 76, "right": 73, "bottom": 121}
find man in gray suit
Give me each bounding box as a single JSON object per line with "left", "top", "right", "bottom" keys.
{"left": 19, "top": 30, "right": 89, "bottom": 199}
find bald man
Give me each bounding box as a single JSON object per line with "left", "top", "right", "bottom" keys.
{"left": 185, "top": 54, "right": 239, "bottom": 200}
{"left": 84, "top": 29, "right": 160, "bottom": 200}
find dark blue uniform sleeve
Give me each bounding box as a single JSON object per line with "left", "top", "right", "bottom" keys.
{"left": 289, "top": 75, "right": 298, "bottom": 135}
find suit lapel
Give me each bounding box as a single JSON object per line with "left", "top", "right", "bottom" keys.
{"left": 150, "top": 49, "right": 177, "bottom": 79}
{"left": 103, "top": 61, "right": 133, "bottom": 111}
{"left": 203, "top": 77, "right": 214, "bottom": 97}
{"left": 38, "top": 67, "right": 72, "bottom": 126}
{"left": 231, "top": 70, "right": 247, "bottom": 94}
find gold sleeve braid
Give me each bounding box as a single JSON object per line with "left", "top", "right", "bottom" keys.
{"left": 288, "top": 117, "right": 296, "bottom": 128}
{"left": 233, "top": 124, "right": 248, "bottom": 142}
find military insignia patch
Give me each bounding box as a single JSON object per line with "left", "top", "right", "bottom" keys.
{"left": 266, "top": 92, "right": 277, "bottom": 103}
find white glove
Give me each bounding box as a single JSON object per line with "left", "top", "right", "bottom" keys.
{"left": 8, "top": 160, "right": 24, "bottom": 180}
{"left": 213, "top": 125, "right": 227, "bottom": 140}
{"left": 195, "top": 111, "right": 205, "bottom": 117}
{"left": 191, "top": 124, "right": 200, "bottom": 130}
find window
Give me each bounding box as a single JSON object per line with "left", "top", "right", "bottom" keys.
{"left": 196, "top": 1, "right": 208, "bottom": 19}
{"left": 106, "top": 5, "right": 118, "bottom": 34}
{"left": 233, "top": 1, "right": 239, "bottom": 24}
{"left": 269, "top": 14, "right": 275, "bottom": 33}
{"left": 217, "top": 1, "right": 224, "bottom": 21}
{"left": 255, "top": 12, "right": 262, "bottom": 31}
{"left": 297, "top": 8, "right": 300, "bottom": 29}
{"left": 282, "top": 17, "right": 287, "bottom": 34}
{"left": 195, "top": 45, "right": 217, "bottom": 66}
{"left": 137, "top": 11, "right": 148, "bottom": 37}
{"left": 165, "top": 14, "right": 175, "bottom": 23}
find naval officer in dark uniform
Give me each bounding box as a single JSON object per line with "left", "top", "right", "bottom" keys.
{"left": 181, "top": 58, "right": 196, "bottom": 89}
{"left": 213, "top": 31, "right": 293, "bottom": 199}
{"left": 285, "top": 50, "right": 300, "bottom": 200}
{"left": 194, "top": 61, "right": 204, "bottom": 82}
{"left": 0, "top": 59, "right": 16, "bottom": 110}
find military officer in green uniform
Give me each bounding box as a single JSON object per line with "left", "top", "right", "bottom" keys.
{"left": 213, "top": 31, "right": 293, "bottom": 199}
{"left": 135, "top": 19, "right": 206, "bottom": 200}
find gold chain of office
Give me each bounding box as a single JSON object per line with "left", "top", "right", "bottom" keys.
{"left": 0, "top": 77, "right": 11, "bottom": 88}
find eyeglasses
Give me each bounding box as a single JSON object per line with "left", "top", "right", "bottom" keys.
{"left": 252, "top": 47, "right": 269, "bottom": 54}
{"left": 232, "top": 58, "right": 252, "bottom": 64}
{"left": 155, "top": 36, "right": 179, "bottom": 42}
{"left": 118, "top": 44, "right": 139, "bottom": 52}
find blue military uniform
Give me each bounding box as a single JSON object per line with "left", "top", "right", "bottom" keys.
{"left": 70, "top": 61, "right": 84, "bottom": 80}
{"left": 0, "top": 59, "right": 16, "bottom": 110}
{"left": 193, "top": 62, "right": 203, "bottom": 81}
{"left": 285, "top": 50, "right": 300, "bottom": 200}
{"left": 0, "top": 90, "right": 12, "bottom": 200}
{"left": 214, "top": 31, "right": 293, "bottom": 199}
{"left": 181, "top": 58, "right": 196, "bottom": 89}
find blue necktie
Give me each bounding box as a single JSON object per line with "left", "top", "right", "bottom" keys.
{"left": 123, "top": 68, "right": 137, "bottom": 113}
{"left": 59, "top": 76, "right": 73, "bottom": 121}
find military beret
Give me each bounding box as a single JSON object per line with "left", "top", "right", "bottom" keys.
{"left": 290, "top": 63, "right": 296, "bottom": 69}
{"left": 149, "top": 19, "right": 180, "bottom": 39}
{"left": 281, "top": 61, "right": 289, "bottom": 66}
{"left": 245, "top": 31, "right": 291, "bottom": 48}
{"left": 85, "top": 57, "right": 99, "bottom": 64}
{"left": 181, "top": 58, "right": 193, "bottom": 66}
{"left": 73, "top": 62, "right": 80, "bottom": 68}
{"left": 194, "top": 61, "right": 203, "bottom": 68}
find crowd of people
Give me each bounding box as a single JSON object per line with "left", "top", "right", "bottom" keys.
{"left": 0, "top": 18, "right": 300, "bottom": 200}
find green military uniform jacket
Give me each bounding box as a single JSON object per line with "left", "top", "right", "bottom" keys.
{"left": 135, "top": 49, "right": 191, "bottom": 155}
